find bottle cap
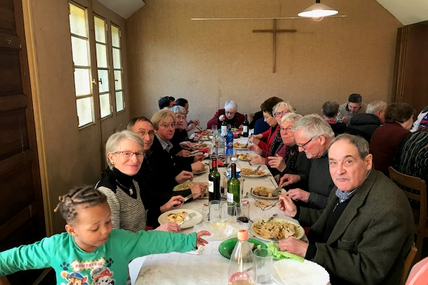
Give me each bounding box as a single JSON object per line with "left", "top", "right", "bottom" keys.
{"left": 237, "top": 229, "right": 248, "bottom": 241}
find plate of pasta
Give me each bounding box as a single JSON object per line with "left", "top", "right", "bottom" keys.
{"left": 237, "top": 153, "right": 254, "bottom": 161}
{"left": 158, "top": 209, "right": 202, "bottom": 229}
{"left": 251, "top": 218, "right": 305, "bottom": 241}
{"left": 240, "top": 167, "right": 268, "bottom": 178}
{"left": 251, "top": 186, "right": 281, "bottom": 200}
{"left": 173, "top": 182, "right": 209, "bottom": 197}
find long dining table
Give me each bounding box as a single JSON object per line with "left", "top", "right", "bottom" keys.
{"left": 131, "top": 139, "right": 322, "bottom": 285}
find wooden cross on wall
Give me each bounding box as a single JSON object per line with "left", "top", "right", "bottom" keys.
{"left": 253, "top": 19, "right": 297, "bottom": 73}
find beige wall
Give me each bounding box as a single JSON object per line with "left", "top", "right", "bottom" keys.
{"left": 126, "top": 0, "right": 402, "bottom": 126}
{"left": 23, "top": 0, "right": 129, "bottom": 234}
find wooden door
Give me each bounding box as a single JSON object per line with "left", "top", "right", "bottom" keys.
{"left": 0, "top": 0, "right": 46, "bottom": 283}
{"left": 393, "top": 22, "right": 428, "bottom": 114}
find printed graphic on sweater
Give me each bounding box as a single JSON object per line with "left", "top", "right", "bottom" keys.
{"left": 60, "top": 258, "right": 116, "bottom": 285}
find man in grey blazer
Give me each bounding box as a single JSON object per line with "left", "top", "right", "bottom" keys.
{"left": 278, "top": 134, "right": 413, "bottom": 285}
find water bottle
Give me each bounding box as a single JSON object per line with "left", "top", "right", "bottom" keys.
{"left": 217, "top": 134, "right": 225, "bottom": 156}
{"left": 227, "top": 229, "right": 256, "bottom": 285}
{"left": 226, "top": 127, "right": 234, "bottom": 156}
{"left": 221, "top": 120, "right": 228, "bottom": 136}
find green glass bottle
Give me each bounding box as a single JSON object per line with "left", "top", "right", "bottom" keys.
{"left": 227, "top": 163, "right": 240, "bottom": 215}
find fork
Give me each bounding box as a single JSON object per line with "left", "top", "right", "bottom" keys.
{"left": 260, "top": 201, "right": 279, "bottom": 211}
{"left": 251, "top": 165, "right": 261, "bottom": 175}
{"left": 178, "top": 212, "right": 196, "bottom": 226}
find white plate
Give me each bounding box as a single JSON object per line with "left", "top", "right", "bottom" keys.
{"left": 240, "top": 172, "right": 268, "bottom": 178}
{"left": 193, "top": 167, "right": 208, "bottom": 175}
{"left": 237, "top": 153, "right": 254, "bottom": 161}
{"left": 251, "top": 186, "right": 280, "bottom": 200}
{"left": 272, "top": 259, "right": 330, "bottom": 285}
{"left": 250, "top": 218, "right": 305, "bottom": 241}
{"left": 158, "top": 209, "right": 202, "bottom": 229}
{"left": 192, "top": 142, "right": 213, "bottom": 149}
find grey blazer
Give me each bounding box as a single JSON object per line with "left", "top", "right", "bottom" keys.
{"left": 300, "top": 170, "right": 414, "bottom": 285}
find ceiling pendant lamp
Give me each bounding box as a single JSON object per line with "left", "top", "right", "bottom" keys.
{"left": 298, "top": 0, "right": 338, "bottom": 20}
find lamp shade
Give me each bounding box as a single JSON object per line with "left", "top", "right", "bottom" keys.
{"left": 298, "top": 2, "right": 338, "bottom": 18}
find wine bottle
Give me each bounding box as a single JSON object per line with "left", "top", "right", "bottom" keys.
{"left": 227, "top": 163, "right": 240, "bottom": 215}
{"left": 242, "top": 114, "right": 249, "bottom": 137}
{"left": 227, "top": 229, "right": 256, "bottom": 285}
{"left": 208, "top": 157, "right": 221, "bottom": 201}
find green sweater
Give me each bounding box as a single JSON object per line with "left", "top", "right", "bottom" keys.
{"left": 0, "top": 229, "right": 196, "bottom": 284}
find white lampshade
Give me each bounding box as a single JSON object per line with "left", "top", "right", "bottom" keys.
{"left": 298, "top": 1, "right": 338, "bottom": 18}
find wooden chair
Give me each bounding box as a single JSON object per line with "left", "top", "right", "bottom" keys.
{"left": 402, "top": 244, "right": 418, "bottom": 285}
{"left": 389, "top": 166, "right": 428, "bottom": 263}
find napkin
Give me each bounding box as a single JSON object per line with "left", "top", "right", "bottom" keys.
{"left": 266, "top": 242, "right": 304, "bottom": 262}
{"left": 186, "top": 246, "right": 204, "bottom": 255}
{"left": 272, "top": 259, "right": 330, "bottom": 285}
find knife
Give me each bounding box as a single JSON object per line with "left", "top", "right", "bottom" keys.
{"left": 182, "top": 192, "right": 197, "bottom": 203}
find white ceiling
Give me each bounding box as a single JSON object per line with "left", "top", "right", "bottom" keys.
{"left": 96, "top": 0, "right": 145, "bottom": 19}
{"left": 97, "top": 0, "right": 428, "bottom": 26}
{"left": 377, "top": 0, "right": 428, "bottom": 26}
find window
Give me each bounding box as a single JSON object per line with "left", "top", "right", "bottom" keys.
{"left": 69, "top": 2, "right": 125, "bottom": 127}
{"left": 111, "top": 24, "right": 124, "bottom": 113}
{"left": 94, "top": 15, "right": 111, "bottom": 118}
{"left": 69, "top": 3, "right": 94, "bottom": 127}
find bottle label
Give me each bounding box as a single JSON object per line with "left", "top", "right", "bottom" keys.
{"left": 243, "top": 126, "right": 248, "bottom": 133}
{"left": 228, "top": 272, "right": 254, "bottom": 285}
{"left": 221, "top": 125, "right": 227, "bottom": 136}
{"left": 208, "top": 181, "right": 214, "bottom": 193}
{"left": 227, "top": 192, "right": 234, "bottom": 203}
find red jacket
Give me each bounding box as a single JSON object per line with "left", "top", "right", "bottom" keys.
{"left": 258, "top": 124, "right": 279, "bottom": 157}
{"left": 370, "top": 122, "right": 410, "bottom": 176}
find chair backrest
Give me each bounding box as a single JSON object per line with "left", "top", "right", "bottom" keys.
{"left": 388, "top": 166, "right": 427, "bottom": 234}
{"left": 402, "top": 244, "right": 418, "bottom": 285}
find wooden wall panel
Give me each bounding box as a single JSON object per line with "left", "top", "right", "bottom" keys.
{"left": 0, "top": 0, "right": 45, "bottom": 283}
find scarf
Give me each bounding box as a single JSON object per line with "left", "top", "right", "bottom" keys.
{"left": 269, "top": 125, "right": 283, "bottom": 156}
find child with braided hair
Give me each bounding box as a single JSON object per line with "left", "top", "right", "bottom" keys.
{"left": 0, "top": 186, "right": 210, "bottom": 285}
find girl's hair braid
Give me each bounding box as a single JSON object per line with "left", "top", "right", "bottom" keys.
{"left": 54, "top": 185, "right": 107, "bottom": 224}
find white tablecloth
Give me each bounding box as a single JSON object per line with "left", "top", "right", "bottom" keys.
{"left": 131, "top": 141, "right": 311, "bottom": 285}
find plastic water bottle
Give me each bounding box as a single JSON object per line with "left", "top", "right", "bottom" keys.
{"left": 217, "top": 134, "right": 225, "bottom": 156}
{"left": 227, "top": 229, "right": 256, "bottom": 285}
{"left": 226, "top": 127, "right": 234, "bottom": 155}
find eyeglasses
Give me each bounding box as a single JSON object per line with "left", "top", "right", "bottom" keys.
{"left": 297, "top": 137, "right": 316, "bottom": 149}
{"left": 114, "top": 151, "right": 144, "bottom": 158}
{"left": 280, "top": 126, "right": 293, "bottom": 132}
{"left": 176, "top": 114, "right": 186, "bottom": 120}
{"left": 275, "top": 110, "right": 289, "bottom": 117}
{"left": 138, "top": 130, "right": 155, "bottom": 137}
{"left": 225, "top": 111, "right": 236, "bottom": 115}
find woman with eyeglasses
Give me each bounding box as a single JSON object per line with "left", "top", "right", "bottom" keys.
{"left": 249, "top": 99, "right": 294, "bottom": 161}
{"left": 267, "top": 113, "right": 311, "bottom": 187}
{"left": 96, "top": 130, "right": 184, "bottom": 232}
{"left": 169, "top": 105, "right": 202, "bottom": 155}
{"left": 127, "top": 116, "right": 206, "bottom": 227}
{"left": 206, "top": 100, "right": 245, "bottom": 129}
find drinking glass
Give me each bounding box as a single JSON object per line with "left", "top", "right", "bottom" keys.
{"left": 222, "top": 201, "right": 238, "bottom": 224}
{"left": 237, "top": 199, "right": 250, "bottom": 225}
{"left": 209, "top": 200, "right": 227, "bottom": 239}
{"left": 254, "top": 248, "right": 273, "bottom": 284}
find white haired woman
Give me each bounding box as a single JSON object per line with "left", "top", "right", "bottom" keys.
{"left": 96, "top": 130, "right": 183, "bottom": 232}
{"left": 207, "top": 100, "right": 245, "bottom": 129}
